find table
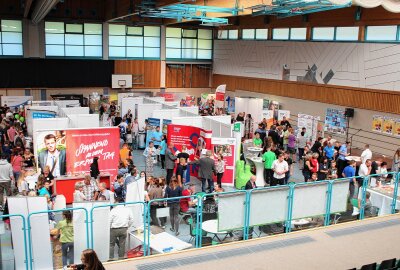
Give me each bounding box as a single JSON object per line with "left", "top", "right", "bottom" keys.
{"left": 346, "top": 156, "right": 361, "bottom": 163}
{"left": 247, "top": 147, "right": 263, "bottom": 157}
{"left": 129, "top": 231, "right": 192, "bottom": 254}
{"left": 366, "top": 188, "right": 400, "bottom": 216}
{"left": 249, "top": 157, "right": 265, "bottom": 187}
{"left": 202, "top": 219, "right": 230, "bottom": 242}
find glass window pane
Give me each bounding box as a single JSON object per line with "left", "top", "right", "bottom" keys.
{"left": 218, "top": 30, "right": 228, "bottom": 39}
{"left": 366, "top": 25, "right": 397, "bottom": 41}
{"left": 290, "top": 28, "right": 306, "bottom": 40}
{"left": 84, "top": 35, "right": 102, "bottom": 46}
{"left": 109, "top": 24, "right": 126, "bottom": 35}
{"left": 1, "top": 20, "right": 22, "bottom": 32}
{"left": 0, "top": 44, "right": 2, "bottom": 55}
{"left": 228, "top": 30, "right": 238, "bottom": 39}
{"left": 256, "top": 29, "right": 268, "bottom": 40}
{"left": 127, "top": 36, "right": 143, "bottom": 47}
{"left": 144, "top": 47, "right": 160, "bottom": 58}
{"left": 182, "top": 29, "right": 197, "bottom": 38}
{"left": 273, "top": 28, "right": 289, "bottom": 40}
{"left": 242, "top": 29, "right": 255, "bottom": 39}
{"left": 144, "top": 26, "right": 160, "bottom": 37}
{"left": 65, "top": 34, "right": 83, "bottom": 45}
{"left": 65, "top": 45, "right": 84, "bottom": 56}
{"left": 109, "top": 36, "right": 125, "bottom": 46}
{"left": 46, "top": 45, "right": 64, "bottom": 56}
{"left": 182, "top": 38, "right": 197, "bottom": 49}
{"left": 2, "top": 32, "right": 22, "bottom": 43}
{"left": 0, "top": 33, "right": 2, "bottom": 43}
{"left": 3, "top": 44, "right": 23, "bottom": 55}
{"left": 198, "top": 39, "right": 212, "bottom": 49}
{"left": 85, "top": 46, "right": 102, "bottom": 57}
{"left": 166, "top": 48, "right": 181, "bottom": 58}
{"left": 144, "top": 36, "right": 160, "bottom": 48}
{"left": 166, "top": 38, "right": 181, "bottom": 48}
{"left": 336, "top": 27, "right": 359, "bottom": 41}
{"left": 45, "top": 22, "right": 64, "bottom": 33}
{"left": 109, "top": 47, "right": 125, "bottom": 57}
{"left": 198, "top": 29, "right": 212, "bottom": 39}
{"left": 66, "top": 24, "right": 83, "bottom": 33}
{"left": 84, "top": 23, "right": 102, "bottom": 35}
{"left": 166, "top": 28, "right": 181, "bottom": 38}
{"left": 46, "top": 33, "right": 64, "bottom": 45}
{"left": 197, "top": 49, "right": 212, "bottom": 59}
{"left": 182, "top": 48, "right": 197, "bottom": 59}
{"left": 127, "top": 47, "right": 143, "bottom": 58}
{"left": 312, "top": 27, "right": 335, "bottom": 40}
{"left": 127, "top": 26, "right": 143, "bottom": 36}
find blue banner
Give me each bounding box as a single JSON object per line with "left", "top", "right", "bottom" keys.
{"left": 32, "top": 111, "right": 56, "bottom": 119}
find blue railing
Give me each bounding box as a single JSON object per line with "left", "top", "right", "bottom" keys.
{"left": 2, "top": 171, "right": 399, "bottom": 269}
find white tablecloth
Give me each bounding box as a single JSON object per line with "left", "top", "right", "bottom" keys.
{"left": 366, "top": 188, "right": 400, "bottom": 216}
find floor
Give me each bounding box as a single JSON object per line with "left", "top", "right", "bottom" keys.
{"left": 105, "top": 214, "right": 400, "bottom": 270}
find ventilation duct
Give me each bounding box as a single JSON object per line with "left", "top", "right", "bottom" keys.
{"left": 31, "top": 0, "right": 61, "bottom": 24}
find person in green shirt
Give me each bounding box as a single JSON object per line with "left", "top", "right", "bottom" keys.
{"left": 262, "top": 148, "right": 277, "bottom": 185}
{"left": 56, "top": 210, "right": 74, "bottom": 267}
{"left": 253, "top": 132, "right": 263, "bottom": 148}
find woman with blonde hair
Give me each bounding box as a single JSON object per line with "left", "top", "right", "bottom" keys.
{"left": 302, "top": 154, "right": 313, "bottom": 182}
{"left": 17, "top": 169, "right": 28, "bottom": 196}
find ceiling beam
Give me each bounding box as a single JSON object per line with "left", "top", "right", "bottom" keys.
{"left": 24, "top": 0, "right": 34, "bottom": 18}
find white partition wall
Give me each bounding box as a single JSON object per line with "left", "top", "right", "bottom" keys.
{"left": 126, "top": 177, "right": 145, "bottom": 229}
{"left": 68, "top": 114, "right": 99, "bottom": 128}
{"left": 330, "top": 180, "right": 351, "bottom": 213}
{"left": 179, "top": 106, "right": 199, "bottom": 115}
{"left": 54, "top": 100, "right": 80, "bottom": 108}
{"left": 218, "top": 193, "right": 247, "bottom": 231}
{"left": 235, "top": 97, "right": 263, "bottom": 128}
{"left": 292, "top": 182, "right": 329, "bottom": 219}
{"left": 59, "top": 107, "right": 89, "bottom": 117}
{"left": 137, "top": 104, "right": 163, "bottom": 130}
{"left": 172, "top": 116, "right": 204, "bottom": 128}
{"left": 26, "top": 105, "right": 59, "bottom": 136}
{"left": 121, "top": 97, "right": 143, "bottom": 119}
{"left": 205, "top": 115, "right": 231, "bottom": 125}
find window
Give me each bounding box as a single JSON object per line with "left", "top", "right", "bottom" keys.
{"left": 366, "top": 25, "right": 398, "bottom": 41}
{"left": 45, "top": 22, "right": 102, "bottom": 57}
{"left": 336, "top": 27, "right": 359, "bottom": 41}
{"left": 109, "top": 24, "right": 160, "bottom": 59}
{"left": 0, "top": 20, "right": 23, "bottom": 56}
{"left": 272, "top": 28, "right": 289, "bottom": 40}
{"left": 242, "top": 29, "right": 255, "bottom": 40}
{"left": 312, "top": 27, "right": 335, "bottom": 40}
{"left": 166, "top": 28, "right": 213, "bottom": 60}
{"left": 217, "top": 30, "right": 228, "bottom": 39}
{"left": 290, "top": 28, "right": 307, "bottom": 40}
{"left": 217, "top": 29, "right": 238, "bottom": 40}
{"left": 255, "top": 29, "right": 268, "bottom": 40}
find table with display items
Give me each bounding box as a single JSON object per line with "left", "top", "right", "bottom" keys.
{"left": 54, "top": 173, "right": 111, "bottom": 204}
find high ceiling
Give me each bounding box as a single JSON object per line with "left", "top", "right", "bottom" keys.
{"left": 0, "top": 0, "right": 399, "bottom": 26}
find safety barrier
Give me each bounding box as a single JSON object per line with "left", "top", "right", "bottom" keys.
{"left": 1, "top": 171, "right": 399, "bottom": 269}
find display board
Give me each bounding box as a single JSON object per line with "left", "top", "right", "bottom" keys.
{"left": 171, "top": 116, "right": 203, "bottom": 128}
{"left": 211, "top": 137, "right": 236, "bottom": 186}
{"left": 54, "top": 100, "right": 80, "bottom": 108}
{"left": 217, "top": 193, "right": 247, "bottom": 231}
{"left": 330, "top": 180, "right": 351, "bottom": 213}
{"left": 372, "top": 115, "right": 398, "bottom": 136}
{"left": 248, "top": 187, "right": 290, "bottom": 226}
{"left": 292, "top": 182, "right": 329, "bottom": 219}
{"left": 1, "top": 96, "right": 33, "bottom": 108}
{"left": 278, "top": 110, "right": 290, "bottom": 121}
{"left": 125, "top": 177, "right": 146, "bottom": 229}
{"left": 262, "top": 110, "right": 274, "bottom": 128}
{"left": 297, "top": 114, "right": 320, "bottom": 142}
{"left": 26, "top": 106, "right": 59, "bottom": 136}
{"left": 324, "top": 108, "right": 347, "bottom": 135}
{"left": 68, "top": 114, "right": 99, "bottom": 128}
{"left": 59, "top": 107, "right": 89, "bottom": 118}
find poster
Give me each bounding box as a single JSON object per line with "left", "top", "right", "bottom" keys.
{"left": 324, "top": 108, "right": 347, "bottom": 135}
{"left": 262, "top": 110, "right": 274, "bottom": 128}
{"left": 162, "top": 119, "right": 172, "bottom": 134}
{"left": 372, "top": 115, "right": 383, "bottom": 133}
{"left": 167, "top": 124, "right": 212, "bottom": 178}
{"left": 180, "top": 95, "right": 196, "bottom": 107}
{"left": 226, "top": 96, "right": 235, "bottom": 114}
{"left": 1, "top": 96, "right": 33, "bottom": 109}
{"left": 298, "top": 114, "right": 320, "bottom": 142}
{"left": 199, "top": 93, "right": 215, "bottom": 115}
{"left": 383, "top": 117, "right": 395, "bottom": 135}
{"left": 35, "top": 128, "right": 120, "bottom": 180}
{"left": 211, "top": 137, "right": 236, "bottom": 186}
{"left": 32, "top": 111, "right": 57, "bottom": 119}
{"left": 394, "top": 120, "right": 400, "bottom": 137}
{"left": 278, "top": 110, "right": 290, "bottom": 121}
{"left": 146, "top": 118, "right": 161, "bottom": 146}
{"left": 214, "top": 84, "right": 226, "bottom": 115}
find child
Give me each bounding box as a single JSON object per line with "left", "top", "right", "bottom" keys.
{"left": 328, "top": 161, "right": 338, "bottom": 179}
{"left": 309, "top": 172, "right": 318, "bottom": 182}
{"left": 17, "top": 171, "right": 28, "bottom": 196}
{"left": 73, "top": 182, "right": 86, "bottom": 202}
{"left": 38, "top": 182, "right": 51, "bottom": 198}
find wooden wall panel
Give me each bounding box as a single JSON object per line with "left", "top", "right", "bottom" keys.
{"left": 166, "top": 64, "right": 211, "bottom": 88}
{"left": 213, "top": 74, "right": 400, "bottom": 114}
{"left": 114, "top": 60, "right": 161, "bottom": 88}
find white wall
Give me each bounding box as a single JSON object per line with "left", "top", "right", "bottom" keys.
{"left": 121, "top": 97, "right": 143, "bottom": 119}
{"left": 214, "top": 40, "right": 400, "bottom": 92}
{"left": 171, "top": 116, "right": 204, "bottom": 128}
{"left": 59, "top": 107, "right": 89, "bottom": 117}
{"left": 137, "top": 103, "right": 163, "bottom": 130}
{"left": 68, "top": 114, "right": 99, "bottom": 128}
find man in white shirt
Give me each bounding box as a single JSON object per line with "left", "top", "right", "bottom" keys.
{"left": 271, "top": 153, "right": 289, "bottom": 186}
{"left": 109, "top": 197, "right": 134, "bottom": 259}
{"left": 360, "top": 144, "right": 372, "bottom": 164}
{"left": 359, "top": 159, "right": 373, "bottom": 186}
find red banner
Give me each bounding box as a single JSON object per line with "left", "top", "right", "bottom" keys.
{"left": 167, "top": 124, "right": 212, "bottom": 178}
{"left": 211, "top": 137, "right": 236, "bottom": 186}
{"left": 66, "top": 128, "right": 120, "bottom": 181}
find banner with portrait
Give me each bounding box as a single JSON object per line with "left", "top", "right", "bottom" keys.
{"left": 211, "top": 137, "right": 236, "bottom": 186}
{"left": 372, "top": 115, "right": 383, "bottom": 133}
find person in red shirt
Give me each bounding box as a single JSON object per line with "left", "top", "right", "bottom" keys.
{"left": 310, "top": 153, "right": 319, "bottom": 174}
{"left": 180, "top": 183, "right": 197, "bottom": 215}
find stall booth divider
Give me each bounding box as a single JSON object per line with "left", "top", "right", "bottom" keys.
{"left": 0, "top": 214, "right": 29, "bottom": 270}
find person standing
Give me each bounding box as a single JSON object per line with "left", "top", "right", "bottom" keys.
{"left": 165, "top": 142, "right": 177, "bottom": 185}
{"left": 90, "top": 157, "right": 100, "bottom": 183}
{"left": 358, "top": 159, "right": 372, "bottom": 186}
{"left": 143, "top": 141, "right": 157, "bottom": 177}
{"left": 0, "top": 154, "right": 14, "bottom": 210}
{"left": 360, "top": 144, "right": 372, "bottom": 164}
{"left": 191, "top": 150, "right": 216, "bottom": 193}
{"left": 56, "top": 210, "right": 74, "bottom": 267}
{"left": 262, "top": 147, "right": 276, "bottom": 186}
{"left": 393, "top": 148, "right": 400, "bottom": 173}
{"left": 81, "top": 175, "right": 99, "bottom": 201}
{"left": 337, "top": 141, "right": 350, "bottom": 177}
{"left": 297, "top": 131, "right": 308, "bottom": 164}
{"left": 159, "top": 135, "right": 167, "bottom": 169}
{"left": 215, "top": 154, "right": 225, "bottom": 188}
{"left": 109, "top": 197, "right": 133, "bottom": 260}
{"left": 164, "top": 177, "right": 182, "bottom": 236}
{"left": 343, "top": 160, "right": 357, "bottom": 199}
{"left": 271, "top": 153, "right": 289, "bottom": 186}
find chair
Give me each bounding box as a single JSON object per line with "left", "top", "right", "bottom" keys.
{"left": 360, "top": 263, "right": 377, "bottom": 270}
{"left": 178, "top": 210, "right": 192, "bottom": 224}
{"left": 188, "top": 218, "right": 206, "bottom": 243}
{"left": 378, "top": 258, "right": 396, "bottom": 270}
